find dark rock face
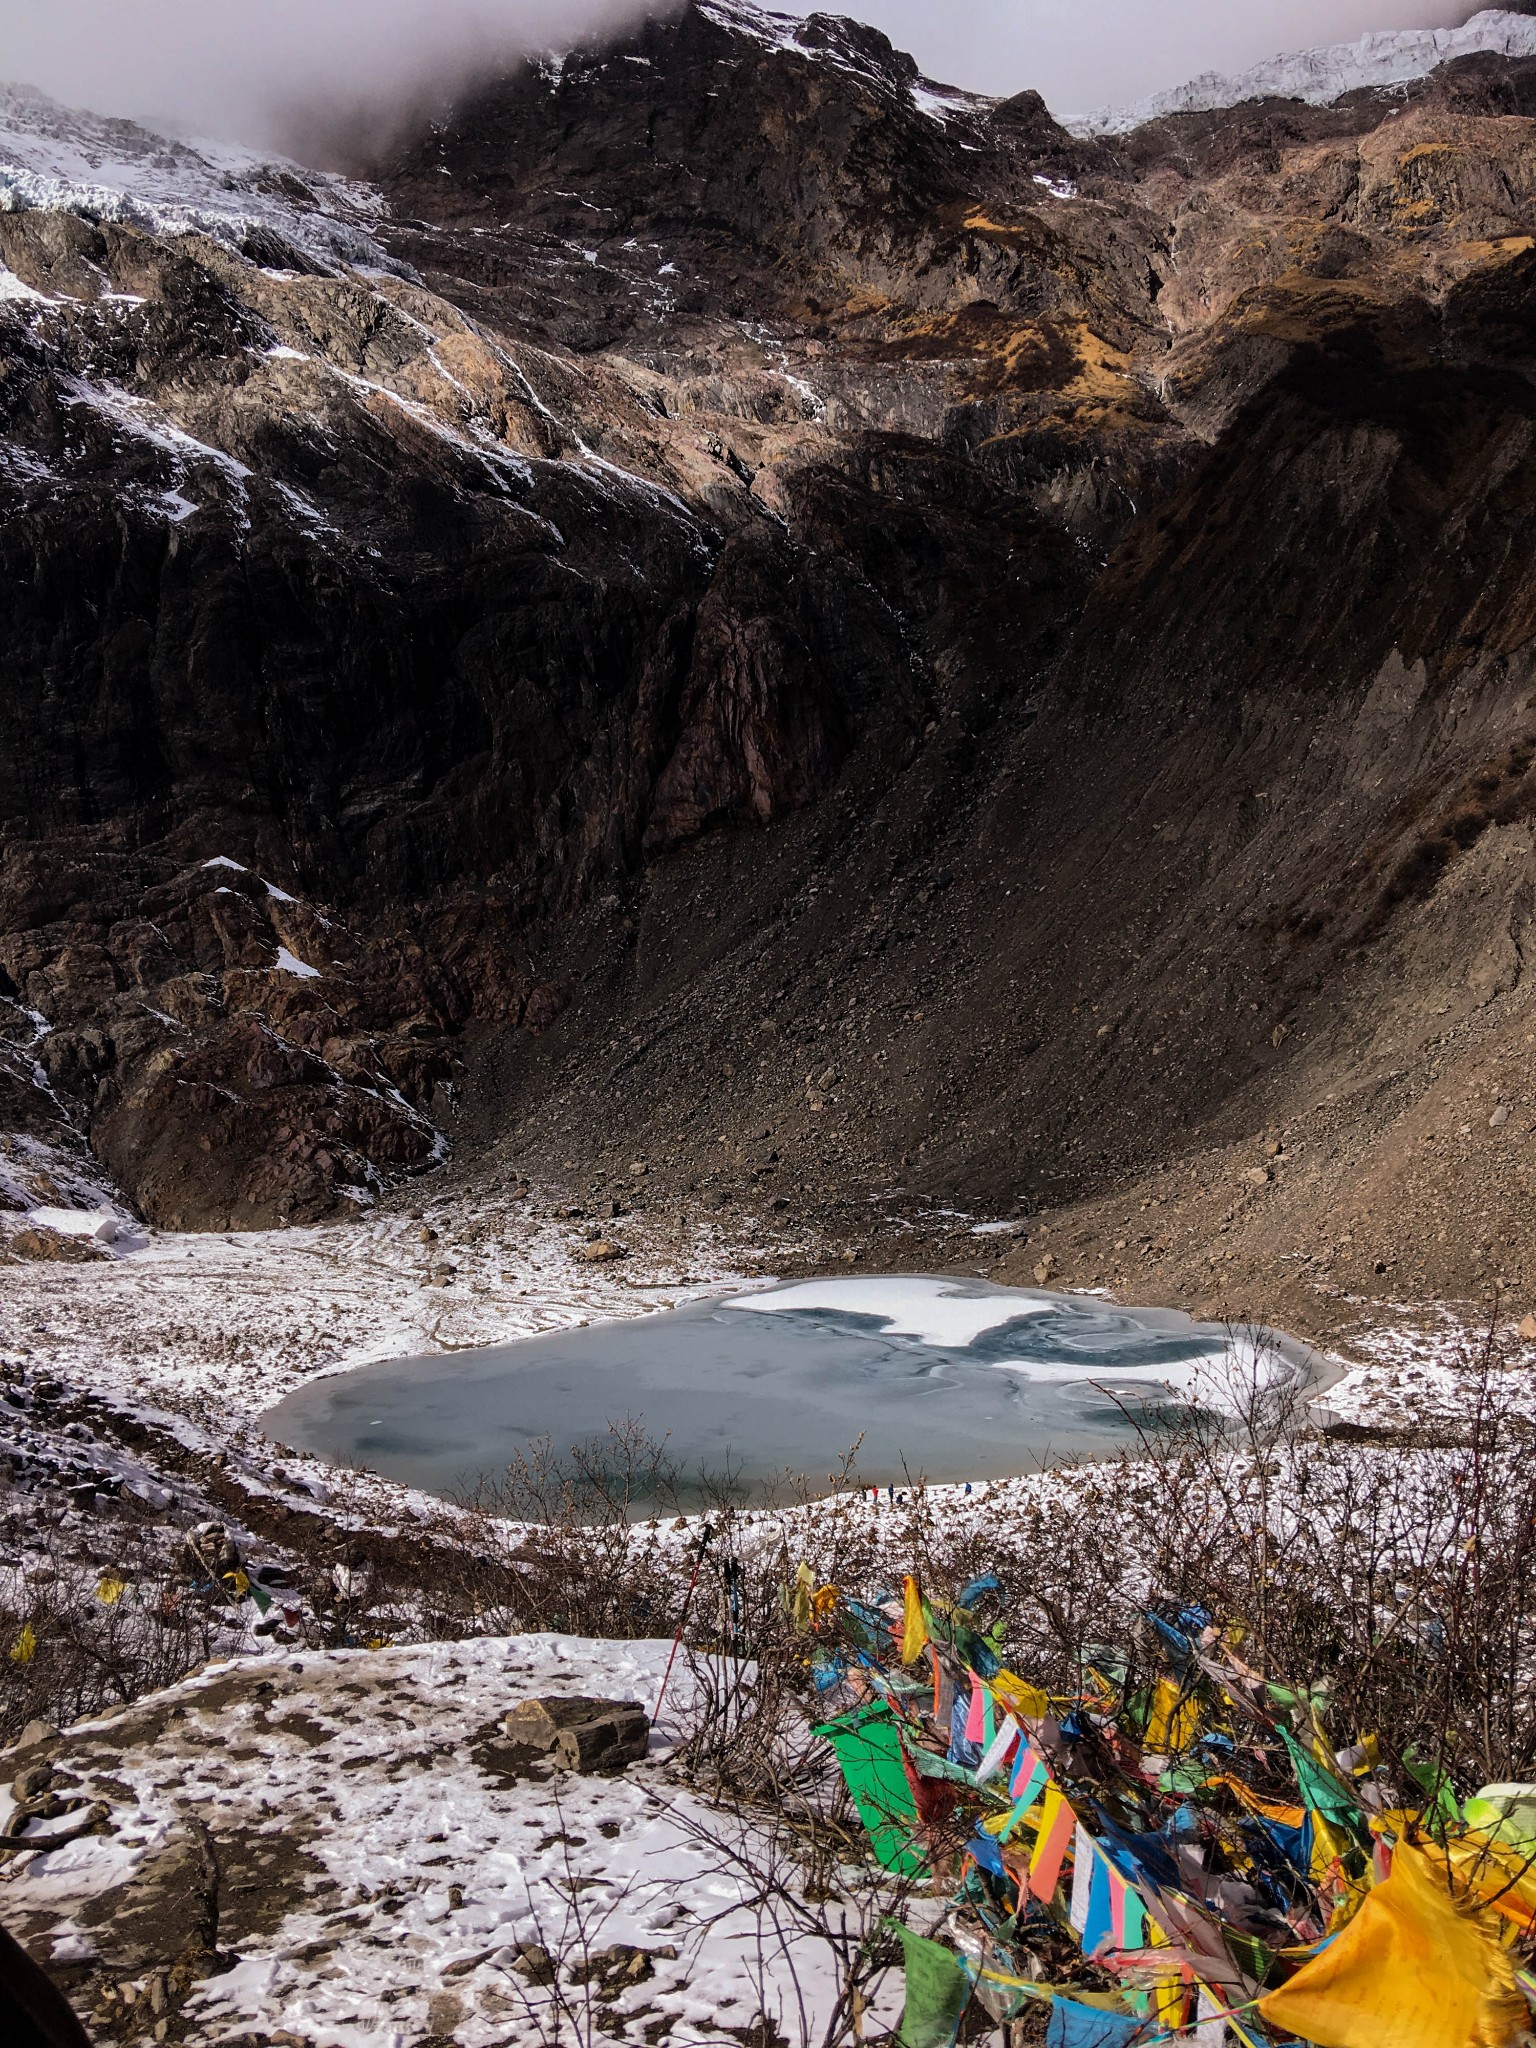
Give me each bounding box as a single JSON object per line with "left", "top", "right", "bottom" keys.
{"left": 6, "top": 0, "right": 1536, "bottom": 1285}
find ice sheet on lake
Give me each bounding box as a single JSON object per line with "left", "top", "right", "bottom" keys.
{"left": 725, "top": 1274, "right": 1289, "bottom": 1414}
{"left": 267, "top": 1276, "right": 1307, "bottom": 1506}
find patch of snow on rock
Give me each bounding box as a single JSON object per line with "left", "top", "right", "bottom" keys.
{"left": 0, "top": 261, "right": 51, "bottom": 303}
{"left": 911, "top": 79, "right": 993, "bottom": 124}
{"left": 273, "top": 945, "right": 322, "bottom": 979}
{"left": 1071, "top": 7, "right": 1536, "bottom": 135}
{"left": 0, "top": 81, "right": 398, "bottom": 274}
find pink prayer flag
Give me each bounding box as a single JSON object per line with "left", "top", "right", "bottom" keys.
{"left": 964, "top": 1675, "right": 986, "bottom": 1745}
{"left": 1011, "top": 1736, "right": 1044, "bottom": 1797}
{"left": 1109, "top": 1865, "right": 1127, "bottom": 1948}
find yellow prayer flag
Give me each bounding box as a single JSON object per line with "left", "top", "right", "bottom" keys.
{"left": 1146, "top": 1676, "right": 1201, "bottom": 1753}
{"left": 95, "top": 1575, "right": 128, "bottom": 1605}
{"left": 787, "top": 1565, "right": 814, "bottom": 1633}
{"left": 1258, "top": 1842, "right": 1526, "bottom": 2048}
{"left": 900, "top": 1575, "right": 929, "bottom": 1664}
{"left": 1313, "top": 1811, "right": 1363, "bottom": 1893}
{"left": 991, "top": 1668, "right": 1050, "bottom": 1719}
{"left": 1444, "top": 1831, "right": 1536, "bottom": 1937}
{"left": 8, "top": 1623, "right": 37, "bottom": 1664}
{"left": 228, "top": 1568, "right": 252, "bottom": 1595}
{"left": 1148, "top": 1923, "right": 1187, "bottom": 2034}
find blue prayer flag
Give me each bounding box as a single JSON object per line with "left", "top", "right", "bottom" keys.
{"left": 1045, "top": 1996, "right": 1148, "bottom": 2047}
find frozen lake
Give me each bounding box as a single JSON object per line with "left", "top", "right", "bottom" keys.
{"left": 263, "top": 1276, "right": 1312, "bottom": 1509}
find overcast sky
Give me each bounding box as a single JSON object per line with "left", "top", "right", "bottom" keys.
{"left": 846, "top": 1, "right": 1458, "bottom": 109}
{"left": 0, "top": 0, "right": 1463, "bottom": 146}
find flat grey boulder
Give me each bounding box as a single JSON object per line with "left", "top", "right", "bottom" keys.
{"left": 502, "top": 1695, "right": 650, "bottom": 1772}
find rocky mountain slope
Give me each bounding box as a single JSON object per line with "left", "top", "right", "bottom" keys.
{"left": 7, "top": 1, "right": 1536, "bottom": 1330}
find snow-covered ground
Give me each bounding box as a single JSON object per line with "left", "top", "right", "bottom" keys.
{"left": 4, "top": 1193, "right": 765, "bottom": 1431}
{"left": 1071, "top": 6, "right": 1536, "bottom": 135}
{"left": 3, "top": 1633, "right": 907, "bottom": 2048}
{"left": 5, "top": 1176, "right": 1530, "bottom": 2047}
{"left": 1315, "top": 1295, "right": 1536, "bottom": 1430}
{"left": 4, "top": 1164, "right": 1526, "bottom": 1519}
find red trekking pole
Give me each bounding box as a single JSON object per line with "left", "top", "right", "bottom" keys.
{"left": 652, "top": 1522, "right": 713, "bottom": 1725}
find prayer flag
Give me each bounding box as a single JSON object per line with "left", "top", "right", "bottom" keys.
{"left": 902, "top": 1575, "right": 929, "bottom": 1664}
{"left": 1122, "top": 1885, "right": 1147, "bottom": 1953}
{"left": 1011, "top": 1736, "right": 1047, "bottom": 1800}
{"left": 964, "top": 1675, "right": 987, "bottom": 1746}
{"left": 992, "top": 1668, "right": 1051, "bottom": 1719}
{"left": 976, "top": 1713, "right": 1019, "bottom": 1786}
{"left": 1083, "top": 1850, "right": 1115, "bottom": 1957}
{"left": 1258, "top": 1841, "right": 1528, "bottom": 2048}
{"left": 95, "top": 1575, "right": 127, "bottom": 1605}
{"left": 1044, "top": 1996, "right": 1146, "bottom": 2046}
{"left": 1031, "top": 1785, "right": 1076, "bottom": 1900}
{"left": 1146, "top": 1676, "right": 1200, "bottom": 1753}
{"left": 889, "top": 1922, "right": 972, "bottom": 2048}
{"left": 1070, "top": 1823, "right": 1095, "bottom": 1933}
{"left": 1195, "top": 1987, "right": 1225, "bottom": 2046}
{"left": 8, "top": 1623, "right": 36, "bottom": 1664}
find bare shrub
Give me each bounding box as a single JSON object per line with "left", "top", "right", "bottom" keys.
{"left": 0, "top": 1491, "right": 222, "bottom": 1745}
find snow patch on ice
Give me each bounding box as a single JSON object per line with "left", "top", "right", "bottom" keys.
{"left": 1072, "top": 7, "right": 1536, "bottom": 135}
{"left": 725, "top": 1273, "right": 1298, "bottom": 1417}
{"left": 724, "top": 1273, "right": 1056, "bottom": 1347}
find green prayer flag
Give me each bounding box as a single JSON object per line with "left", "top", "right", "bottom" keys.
{"left": 1279, "top": 1726, "right": 1361, "bottom": 1824}
{"left": 1403, "top": 1745, "right": 1463, "bottom": 1829}
{"left": 886, "top": 1920, "right": 972, "bottom": 2048}
{"left": 815, "top": 1703, "right": 928, "bottom": 1875}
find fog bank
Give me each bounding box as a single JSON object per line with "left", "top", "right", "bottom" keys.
{"left": 0, "top": 0, "right": 1472, "bottom": 152}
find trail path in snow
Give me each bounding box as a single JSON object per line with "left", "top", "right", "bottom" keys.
{"left": 3, "top": 1634, "right": 904, "bottom": 2048}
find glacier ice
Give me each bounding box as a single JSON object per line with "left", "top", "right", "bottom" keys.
{"left": 1071, "top": 8, "right": 1536, "bottom": 136}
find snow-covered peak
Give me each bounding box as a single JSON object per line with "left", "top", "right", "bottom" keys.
{"left": 1070, "top": 7, "right": 1536, "bottom": 137}
{"left": 0, "top": 82, "right": 395, "bottom": 272}
{"left": 694, "top": 0, "right": 806, "bottom": 61}
{"left": 694, "top": 0, "right": 991, "bottom": 126}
